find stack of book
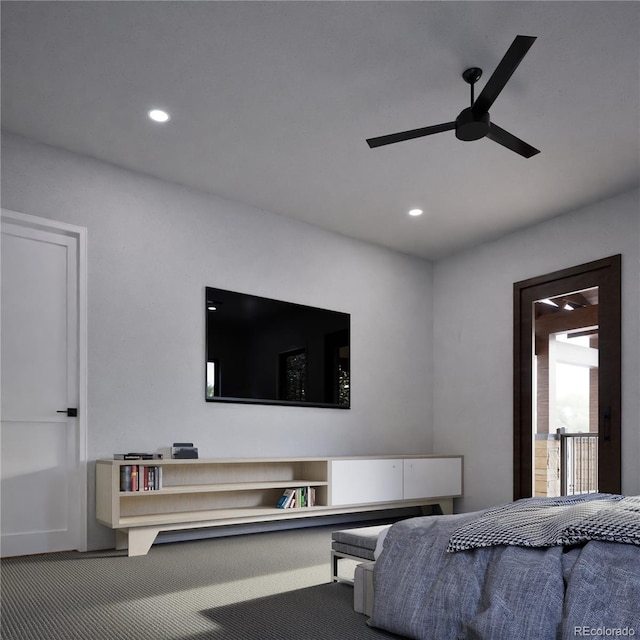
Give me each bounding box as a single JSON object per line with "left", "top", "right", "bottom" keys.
{"left": 276, "top": 486, "right": 316, "bottom": 509}
{"left": 114, "top": 453, "right": 163, "bottom": 460}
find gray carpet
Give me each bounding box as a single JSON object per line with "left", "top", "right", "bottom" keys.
{"left": 1, "top": 524, "right": 400, "bottom": 639}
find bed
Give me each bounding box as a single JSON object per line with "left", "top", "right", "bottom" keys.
{"left": 367, "top": 494, "right": 640, "bottom": 640}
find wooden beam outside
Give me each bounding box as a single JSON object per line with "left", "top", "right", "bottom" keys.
{"left": 534, "top": 305, "right": 598, "bottom": 337}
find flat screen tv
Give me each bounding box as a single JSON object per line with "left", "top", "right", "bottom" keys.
{"left": 205, "top": 287, "right": 350, "bottom": 408}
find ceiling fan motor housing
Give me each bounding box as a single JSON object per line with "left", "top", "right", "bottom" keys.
{"left": 455, "top": 107, "right": 490, "bottom": 141}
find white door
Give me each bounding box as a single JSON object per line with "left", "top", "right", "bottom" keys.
{"left": 1, "top": 211, "right": 87, "bottom": 556}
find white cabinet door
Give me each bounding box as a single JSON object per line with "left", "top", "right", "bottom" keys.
{"left": 330, "top": 459, "right": 403, "bottom": 506}
{"left": 403, "top": 457, "right": 462, "bottom": 500}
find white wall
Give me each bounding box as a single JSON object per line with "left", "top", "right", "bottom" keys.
{"left": 433, "top": 189, "right": 640, "bottom": 512}
{"left": 3, "top": 131, "right": 638, "bottom": 546}
{"left": 1, "top": 132, "right": 434, "bottom": 549}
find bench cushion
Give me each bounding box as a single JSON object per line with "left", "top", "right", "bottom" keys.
{"left": 332, "top": 524, "right": 390, "bottom": 561}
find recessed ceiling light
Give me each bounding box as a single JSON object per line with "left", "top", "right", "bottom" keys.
{"left": 148, "top": 109, "right": 170, "bottom": 123}
{"left": 408, "top": 208, "right": 423, "bottom": 217}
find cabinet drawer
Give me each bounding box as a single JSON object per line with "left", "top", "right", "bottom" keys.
{"left": 330, "top": 459, "right": 403, "bottom": 505}
{"left": 403, "top": 457, "right": 462, "bottom": 499}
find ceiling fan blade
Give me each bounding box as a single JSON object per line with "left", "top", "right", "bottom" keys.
{"left": 486, "top": 122, "right": 540, "bottom": 158}
{"left": 472, "top": 35, "right": 536, "bottom": 116}
{"left": 367, "top": 122, "right": 455, "bottom": 148}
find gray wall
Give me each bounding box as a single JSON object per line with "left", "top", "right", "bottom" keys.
{"left": 2, "top": 131, "right": 638, "bottom": 546}
{"left": 1, "top": 133, "right": 434, "bottom": 549}
{"left": 433, "top": 189, "right": 640, "bottom": 512}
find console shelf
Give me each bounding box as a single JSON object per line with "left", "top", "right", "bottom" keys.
{"left": 118, "top": 480, "right": 329, "bottom": 496}
{"left": 96, "top": 455, "right": 463, "bottom": 556}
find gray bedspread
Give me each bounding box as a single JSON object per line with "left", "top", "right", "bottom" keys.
{"left": 369, "top": 502, "right": 640, "bottom": 640}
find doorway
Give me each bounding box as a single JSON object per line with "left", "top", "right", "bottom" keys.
{"left": 513, "top": 255, "right": 621, "bottom": 500}
{"left": 1, "top": 209, "right": 87, "bottom": 556}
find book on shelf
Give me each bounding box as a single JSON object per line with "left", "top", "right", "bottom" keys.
{"left": 275, "top": 486, "right": 316, "bottom": 509}
{"left": 130, "top": 466, "right": 138, "bottom": 491}
{"left": 119, "top": 464, "right": 164, "bottom": 492}
{"left": 276, "top": 488, "right": 296, "bottom": 509}
{"left": 119, "top": 465, "right": 131, "bottom": 491}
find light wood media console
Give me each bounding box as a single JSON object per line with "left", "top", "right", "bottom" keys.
{"left": 96, "top": 455, "right": 463, "bottom": 556}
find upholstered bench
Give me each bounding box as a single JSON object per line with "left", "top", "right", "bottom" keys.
{"left": 354, "top": 561, "right": 376, "bottom": 616}
{"left": 330, "top": 524, "right": 389, "bottom": 583}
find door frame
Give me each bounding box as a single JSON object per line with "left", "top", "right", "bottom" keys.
{"left": 1, "top": 208, "right": 88, "bottom": 552}
{"left": 513, "top": 255, "right": 621, "bottom": 500}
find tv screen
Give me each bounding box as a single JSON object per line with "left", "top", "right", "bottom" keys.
{"left": 205, "top": 287, "right": 350, "bottom": 408}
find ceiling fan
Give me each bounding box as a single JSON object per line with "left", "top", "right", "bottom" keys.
{"left": 366, "top": 35, "right": 540, "bottom": 158}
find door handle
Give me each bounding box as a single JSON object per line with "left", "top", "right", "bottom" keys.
{"left": 57, "top": 408, "right": 78, "bottom": 417}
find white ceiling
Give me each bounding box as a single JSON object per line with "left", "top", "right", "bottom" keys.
{"left": 2, "top": 1, "right": 639, "bottom": 260}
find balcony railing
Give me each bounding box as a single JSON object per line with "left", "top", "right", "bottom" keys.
{"left": 559, "top": 432, "right": 598, "bottom": 495}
